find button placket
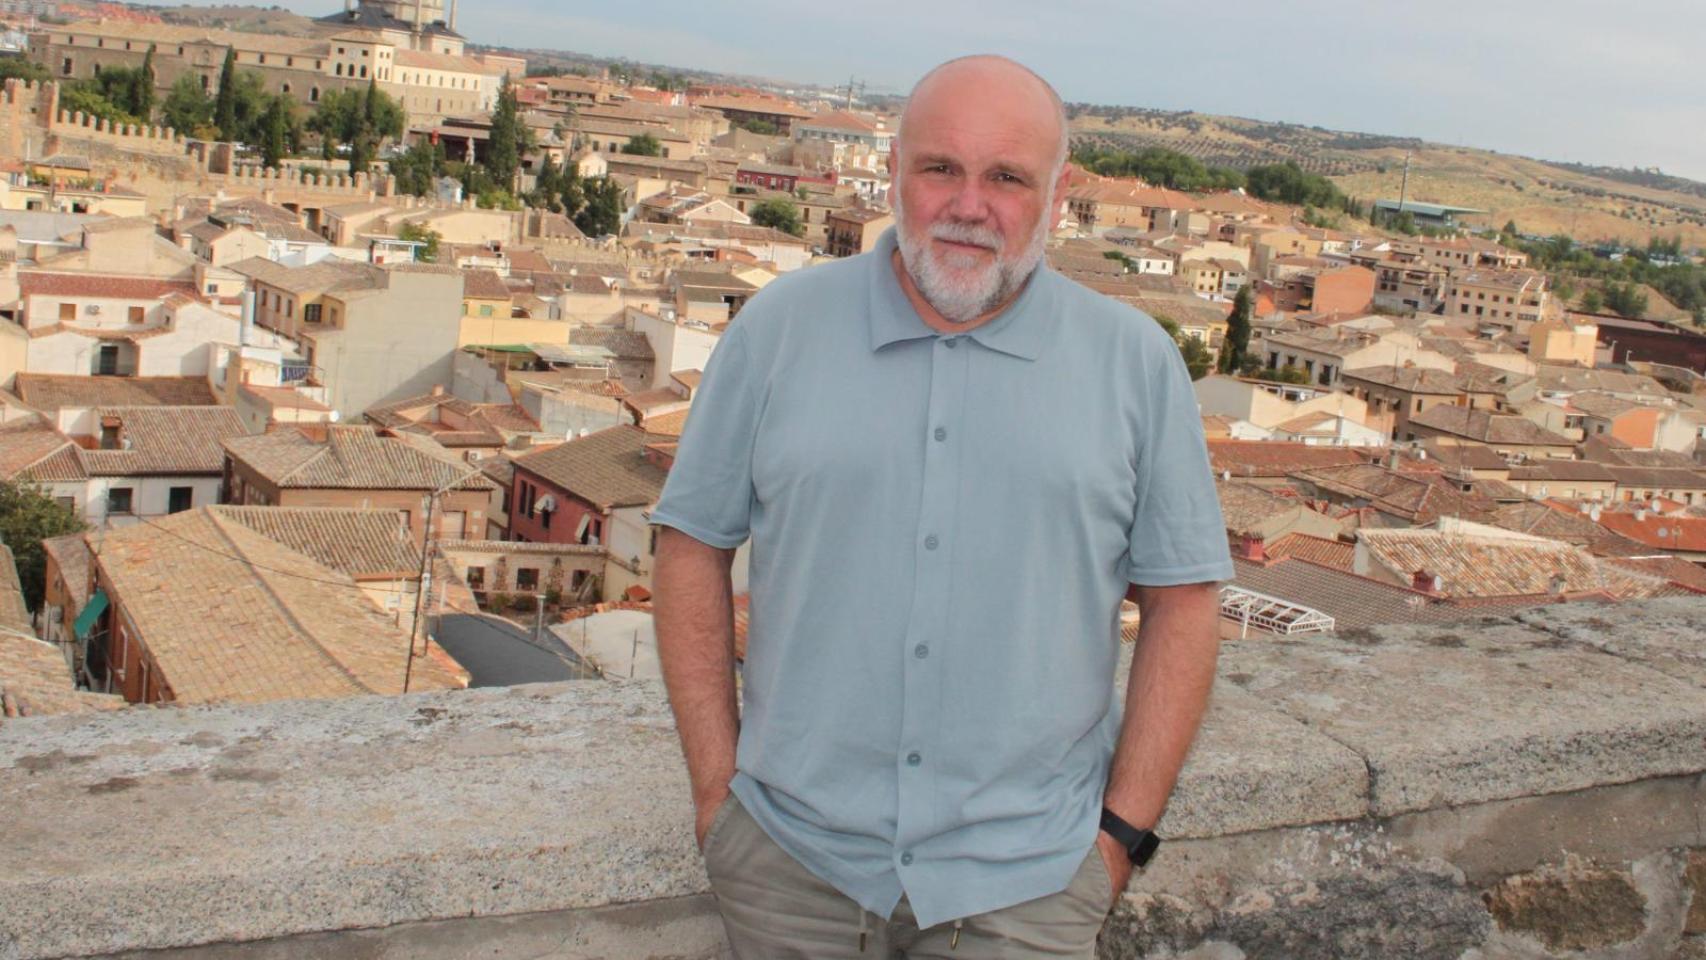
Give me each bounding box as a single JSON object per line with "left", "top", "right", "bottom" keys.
{"left": 893, "top": 333, "right": 970, "bottom": 868}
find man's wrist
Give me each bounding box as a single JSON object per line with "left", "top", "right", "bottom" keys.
{"left": 1099, "top": 806, "right": 1161, "bottom": 868}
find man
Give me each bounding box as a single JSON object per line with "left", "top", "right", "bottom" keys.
{"left": 651, "top": 55, "right": 1232, "bottom": 957}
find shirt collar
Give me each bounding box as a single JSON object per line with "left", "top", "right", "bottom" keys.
{"left": 866, "top": 226, "right": 1056, "bottom": 361}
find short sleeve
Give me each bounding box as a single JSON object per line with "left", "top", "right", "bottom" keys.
{"left": 1125, "top": 336, "right": 1235, "bottom": 586}
{"left": 649, "top": 322, "right": 761, "bottom": 549}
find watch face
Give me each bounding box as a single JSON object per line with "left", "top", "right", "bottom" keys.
{"left": 1132, "top": 832, "right": 1161, "bottom": 867}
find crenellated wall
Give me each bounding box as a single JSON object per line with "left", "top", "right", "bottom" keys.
{"left": 1, "top": 598, "right": 1703, "bottom": 959}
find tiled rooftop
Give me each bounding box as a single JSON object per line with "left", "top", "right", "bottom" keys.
{"left": 13, "top": 374, "right": 217, "bottom": 412}
{"left": 95, "top": 509, "right": 467, "bottom": 704}
{"left": 511, "top": 425, "right": 670, "bottom": 510}
{"left": 224, "top": 426, "right": 495, "bottom": 491}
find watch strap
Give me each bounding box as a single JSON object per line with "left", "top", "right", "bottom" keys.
{"left": 1099, "top": 807, "right": 1161, "bottom": 868}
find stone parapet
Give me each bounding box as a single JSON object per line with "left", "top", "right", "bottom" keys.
{"left": 2, "top": 598, "right": 1703, "bottom": 959}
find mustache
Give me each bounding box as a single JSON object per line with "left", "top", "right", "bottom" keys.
{"left": 929, "top": 220, "right": 1003, "bottom": 251}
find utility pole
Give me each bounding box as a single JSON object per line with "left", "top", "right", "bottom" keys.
{"left": 1396, "top": 150, "right": 1412, "bottom": 223}
{"left": 402, "top": 464, "right": 483, "bottom": 692}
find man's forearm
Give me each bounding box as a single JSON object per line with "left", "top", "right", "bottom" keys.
{"left": 653, "top": 527, "right": 741, "bottom": 809}
{"left": 1102, "top": 582, "right": 1222, "bottom": 830}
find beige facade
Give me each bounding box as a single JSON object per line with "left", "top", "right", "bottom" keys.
{"left": 1446, "top": 269, "right": 1550, "bottom": 329}
{"left": 1527, "top": 319, "right": 1597, "bottom": 366}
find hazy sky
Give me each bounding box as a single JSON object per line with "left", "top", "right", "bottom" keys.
{"left": 180, "top": 0, "right": 1706, "bottom": 181}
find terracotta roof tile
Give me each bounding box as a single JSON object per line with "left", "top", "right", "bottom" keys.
{"left": 1357, "top": 528, "right": 1669, "bottom": 600}
{"left": 13, "top": 374, "right": 217, "bottom": 412}
{"left": 96, "top": 509, "right": 466, "bottom": 703}
{"left": 209, "top": 506, "right": 419, "bottom": 579}
{"left": 1207, "top": 440, "right": 1371, "bottom": 480}
{"left": 223, "top": 425, "right": 495, "bottom": 491}
{"left": 79, "top": 406, "right": 248, "bottom": 476}
{"left": 511, "top": 424, "right": 669, "bottom": 510}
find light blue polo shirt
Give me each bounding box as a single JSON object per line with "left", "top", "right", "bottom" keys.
{"left": 650, "top": 227, "right": 1232, "bottom": 928}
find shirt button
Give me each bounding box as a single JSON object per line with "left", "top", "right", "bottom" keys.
{"left": 933, "top": 426, "right": 946, "bottom": 441}
{"left": 901, "top": 851, "right": 914, "bottom": 865}
{"left": 942, "top": 337, "right": 958, "bottom": 349}
{"left": 914, "top": 643, "right": 929, "bottom": 659}
{"left": 924, "top": 535, "right": 938, "bottom": 550}
{"left": 906, "top": 751, "right": 922, "bottom": 766}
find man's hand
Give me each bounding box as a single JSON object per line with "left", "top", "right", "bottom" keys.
{"left": 1095, "top": 830, "right": 1134, "bottom": 908}
{"left": 695, "top": 790, "right": 731, "bottom": 851}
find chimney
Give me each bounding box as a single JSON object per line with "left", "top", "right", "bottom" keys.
{"left": 430, "top": 384, "right": 445, "bottom": 397}
{"left": 1412, "top": 569, "right": 1441, "bottom": 594}
{"left": 1238, "top": 534, "right": 1266, "bottom": 562}
{"left": 239, "top": 288, "right": 255, "bottom": 346}
{"left": 1635, "top": 508, "right": 1648, "bottom": 522}
{"left": 1548, "top": 573, "right": 1568, "bottom": 595}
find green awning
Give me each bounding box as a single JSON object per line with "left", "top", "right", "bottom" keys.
{"left": 73, "top": 589, "right": 108, "bottom": 640}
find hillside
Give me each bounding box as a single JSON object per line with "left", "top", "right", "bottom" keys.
{"left": 1070, "top": 108, "right": 1706, "bottom": 249}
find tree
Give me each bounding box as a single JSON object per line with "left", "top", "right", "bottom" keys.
{"left": 390, "top": 139, "right": 447, "bottom": 197}
{"left": 731, "top": 117, "right": 779, "bottom": 136}
{"left": 1603, "top": 281, "right": 1649, "bottom": 318}
{"left": 574, "top": 175, "right": 625, "bottom": 237}
{"left": 1501, "top": 219, "right": 1519, "bottom": 237}
{"left": 1218, "top": 285, "right": 1253, "bottom": 374}
{"left": 1579, "top": 288, "right": 1604, "bottom": 314}
{"left": 1259, "top": 365, "right": 1311, "bottom": 384}
{"left": 0, "top": 479, "right": 86, "bottom": 614}
{"left": 307, "top": 84, "right": 401, "bottom": 168}
{"left": 621, "top": 132, "right": 662, "bottom": 157}
{"left": 750, "top": 197, "right": 805, "bottom": 237}
{"left": 212, "top": 47, "right": 238, "bottom": 140}
{"left": 134, "top": 45, "right": 156, "bottom": 121}
{"left": 398, "top": 221, "right": 441, "bottom": 262}
{"left": 1151, "top": 313, "right": 1214, "bottom": 381}
{"left": 0, "top": 59, "right": 50, "bottom": 83}
{"left": 58, "top": 83, "right": 137, "bottom": 127}
{"left": 259, "top": 95, "right": 291, "bottom": 168}
{"left": 484, "top": 76, "right": 524, "bottom": 190}
{"left": 159, "top": 74, "right": 212, "bottom": 136}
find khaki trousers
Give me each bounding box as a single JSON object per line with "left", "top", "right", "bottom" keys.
{"left": 702, "top": 795, "right": 1115, "bottom": 959}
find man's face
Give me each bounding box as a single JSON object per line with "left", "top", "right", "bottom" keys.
{"left": 890, "top": 76, "right": 1063, "bottom": 323}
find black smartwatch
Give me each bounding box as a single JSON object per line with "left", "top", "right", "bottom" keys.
{"left": 1099, "top": 807, "right": 1161, "bottom": 868}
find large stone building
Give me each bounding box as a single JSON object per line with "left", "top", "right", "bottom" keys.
{"left": 26, "top": 0, "right": 521, "bottom": 129}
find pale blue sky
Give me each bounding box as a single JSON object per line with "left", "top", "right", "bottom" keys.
{"left": 179, "top": 0, "right": 1706, "bottom": 181}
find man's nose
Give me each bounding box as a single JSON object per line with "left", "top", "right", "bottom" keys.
{"left": 945, "top": 178, "right": 990, "bottom": 221}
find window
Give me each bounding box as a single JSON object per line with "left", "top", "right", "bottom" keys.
{"left": 127, "top": 306, "right": 144, "bottom": 324}
{"left": 304, "top": 303, "right": 322, "bottom": 323}
{"left": 168, "top": 487, "right": 193, "bottom": 514}
{"left": 62, "top": 57, "right": 73, "bottom": 75}
{"left": 59, "top": 302, "right": 76, "bottom": 321}
{"left": 55, "top": 495, "right": 76, "bottom": 511}
{"left": 466, "top": 566, "right": 486, "bottom": 591}
{"left": 99, "top": 422, "right": 119, "bottom": 449}
{"left": 310, "top": 86, "right": 319, "bottom": 102}
{"left": 106, "top": 487, "right": 134, "bottom": 515}
{"left": 541, "top": 504, "right": 552, "bottom": 529}
{"left": 95, "top": 344, "right": 119, "bottom": 376}
{"left": 516, "top": 568, "right": 539, "bottom": 591}
{"left": 479, "top": 304, "right": 493, "bottom": 317}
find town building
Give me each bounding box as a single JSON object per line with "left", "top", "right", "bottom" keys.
{"left": 222, "top": 424, "right": 494, "bottom": 542}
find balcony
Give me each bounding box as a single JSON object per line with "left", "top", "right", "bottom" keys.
{"left": 1, "top": 597, "right": 1704, "bottom": 958}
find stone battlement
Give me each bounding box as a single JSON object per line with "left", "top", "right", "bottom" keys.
{"left": 1, "top": 598, "right": 1703, "bottom": 959}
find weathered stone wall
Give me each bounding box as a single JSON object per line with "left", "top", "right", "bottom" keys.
{"left": 1, "top": 598, "right": 1703, "bottom": 959}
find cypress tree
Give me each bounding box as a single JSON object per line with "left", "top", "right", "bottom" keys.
{"left": 134, "top": 45, "right": 155, "bottom": 120}
{"left": 484, "top": 76, "right": 521, "bottom": 190}
{"left": 212, "top": 47, "right": 237, "bottom": 140}
{"left": 1219, "top": 284, "right": 1253, "bottom": 375}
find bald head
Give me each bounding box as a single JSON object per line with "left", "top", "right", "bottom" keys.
{"left": 900, "top": 55, "right": 1068, "bottom": 174}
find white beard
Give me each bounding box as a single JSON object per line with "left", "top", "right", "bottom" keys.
{"left": 892, "top": 178, "right": 1053, "bottom": 324}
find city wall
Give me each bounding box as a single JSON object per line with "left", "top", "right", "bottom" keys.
{"left": 1, "top": 598, "right": 1703, "bottom": 959}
